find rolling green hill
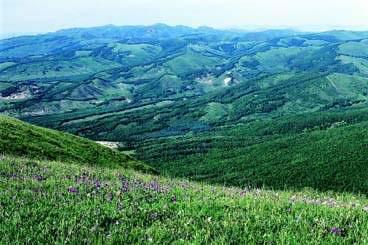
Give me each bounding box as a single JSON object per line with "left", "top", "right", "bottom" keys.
{"left": 0, "top": 116, "right": 154, "bottom": 173}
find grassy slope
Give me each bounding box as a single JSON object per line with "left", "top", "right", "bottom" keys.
{"left": 1, "top": 155, "right": 368, "bottom": 244}
{"left": 0, "top": 116, "right": 155, "bottom": 173}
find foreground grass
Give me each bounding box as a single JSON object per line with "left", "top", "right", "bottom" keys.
{"left": 1, "top": 156, "right": 368, "bottom": 244}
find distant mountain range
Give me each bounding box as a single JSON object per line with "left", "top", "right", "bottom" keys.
{"left": 1, "top": 24, "right": 368, "bottom": 139}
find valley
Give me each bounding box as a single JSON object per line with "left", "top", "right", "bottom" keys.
{"left": 2, "top": 25, "right": 368, "bottom": 190}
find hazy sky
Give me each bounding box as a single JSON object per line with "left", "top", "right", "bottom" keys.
{"left": 1, "top": 0, "right": 368, "bottom": 34}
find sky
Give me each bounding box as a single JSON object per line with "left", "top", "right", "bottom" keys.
{"left": 1, "top": 0, "right": 368, "bottom": 35}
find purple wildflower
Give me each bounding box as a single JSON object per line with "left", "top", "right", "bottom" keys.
{"left": 121, "top": 181, "right": 129, "bottom": 192}
{"left": 171, "top": 195, "right": 177, "bottom": 203}
{"left": 119, "top": 175, "right": 130, "bottom": 192}
{"left": 330, "top": 227, "right": 344, "bottom": 236}
{"left": 145, "top": 181, "right": 162, "bottom": 193}
{"left": 94, "top": 180, "right": 101, "bottom": 189}
{"left": 68, "top": 187, "right": 79, "bottom": 194}
{"left": 34, "top": 175, "right": 45, "bottom": 181}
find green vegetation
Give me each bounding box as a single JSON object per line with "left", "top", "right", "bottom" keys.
{"left": 0, "top": 116, "right": 154, "bottom": 173}
{"left": 2, "top": 24, "right": 368, "bottom": 193}
{"left": 1, "top": 155, "right": 368, "bottom": 243}
{"left": 2, "top": 25, "right": 368, "bottom": 242}
{"left": 338, "top": 41, "right": 368, "bottom": 57}
{"left": 1, "top": 25, "right": 368, "bottom": 194}
{"left": 0, "top": 26, "right": 366, "bottom": 142}
{"left": 134, "top": 108, "right": 368, "bottom": 194}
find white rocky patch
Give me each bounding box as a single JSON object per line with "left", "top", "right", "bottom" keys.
{"left": 196, "top": 74, "right": 213, "bottom": 85}
{"left": 198, "top": 78, "right": 213, "bottom": 85}
{"left": 96, "top": 141, "right": 120, "bottom": 149}
{"left": 224, "top": 77, "right": 232, "bottom": 86}
{"left": 0, "top": 90, "right": 31, "bottom": 100}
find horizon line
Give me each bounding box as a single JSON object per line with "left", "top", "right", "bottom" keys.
{"left": 1, "top": 23, "right": 368, "bottom": 39}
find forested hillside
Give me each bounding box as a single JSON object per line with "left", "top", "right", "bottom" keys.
{"left": 1, "top": 25, "right": 368, "bottom": 142}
